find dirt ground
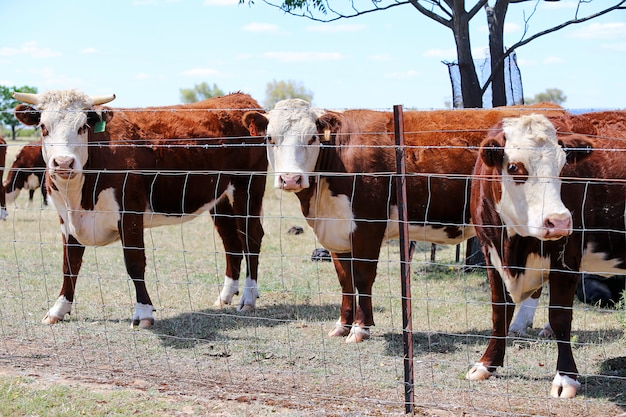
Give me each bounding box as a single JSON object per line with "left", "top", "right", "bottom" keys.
{"left": 2, "top": 333, "right": 625, "bottom": 417}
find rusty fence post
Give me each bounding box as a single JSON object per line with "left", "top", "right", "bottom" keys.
{"left": 393, "top": 104, "right": 415, "bottom": 414}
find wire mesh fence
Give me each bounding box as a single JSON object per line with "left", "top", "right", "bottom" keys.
{"left": 0, "top": 101, "right": 624, "bottom": 416}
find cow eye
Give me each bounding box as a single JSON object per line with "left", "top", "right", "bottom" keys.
{"left": 307, "top": 135, "right": 319, "bottom": 146}
{"left": 507, "top": 162, "right": 528, "bottom": 184}
{"left": 265, "top": 136, "right": 275, "bottom": 145}
{"left": 40, "top": 124, "right": 49, "bottom": 137}
{"left": 78, "top": 124, "right": 89, "bottom": 135}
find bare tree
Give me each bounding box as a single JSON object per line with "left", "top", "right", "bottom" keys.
{"left": 242, "top": 0, "right": 625, "bottom": 108}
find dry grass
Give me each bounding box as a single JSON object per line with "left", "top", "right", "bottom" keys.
{"left": 0, "top": 138, "right": 624, "bottom": 416}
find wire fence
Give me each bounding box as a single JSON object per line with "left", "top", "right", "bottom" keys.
{"left": 0, "top": 103, "right": 624, "bottom": 416}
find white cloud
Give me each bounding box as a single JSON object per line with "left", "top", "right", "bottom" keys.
{"left": 262, "top": 51, "right": 343, "bottom": 62}
{"left": 81, "top": 47, "right": 97, "bottom": 54}
{"left": 0, "top": 41, "right": 61, "bottom": 59}
{"left": 180, "top": 67, "right": 221, "bottom": 76}
{"left": 135, "top": 73, "right": 153, "bottom": 80}
{"left": 306, "top": 24, "right": 366, "bottom": 33}
{"left": 243, "top": 23, "right": 280, "bottom": 33}
{"left": 571, "top": 22, "right": 626, "bottom": 39}
{"left": 384, "top": 70, "right": 420, "bottom": 80}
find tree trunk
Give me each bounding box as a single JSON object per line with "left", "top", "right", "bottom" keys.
{"left": 487, "top": 1, "right": 509, "bottom": 107}
{"left": 452, "top": 4, "right": 482, "bottom": 108}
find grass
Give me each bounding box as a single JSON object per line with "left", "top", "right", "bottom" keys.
{"left": 0, "top": 137, "right": 624, "bottom": 416}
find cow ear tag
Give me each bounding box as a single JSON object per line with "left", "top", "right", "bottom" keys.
{"left": 94, "top": 120, "right": 106, "bottom": 133}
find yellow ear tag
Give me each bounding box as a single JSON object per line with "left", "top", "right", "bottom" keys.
{"left": 94, "top": 120, "right": 106, "bottom": 133}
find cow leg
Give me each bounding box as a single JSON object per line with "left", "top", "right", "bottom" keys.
{"left": 345, "top": 257, "right": 377, "bottom": 343}
{"left": 119, "top": 212, "right": 154, "bottom": 329}
{"left": 467, "top": 267, "right": 515, "bottom": 381}
{"left": 231, "top": 176, "right": 265, "bottom": 312}
{"left": 338, "top": 225, "right": 384, "bottom": 343}
{"left": 547, "top": 272, "right": 580, "bottom": 398}
{"left": 328, "top": 253, "right": 355, "bottom": 338}
{"left": 43, "top": 233, "right": 85, "bottom": 324}
{"left": 211, "top": 197, "right": 244, "bottom": 308}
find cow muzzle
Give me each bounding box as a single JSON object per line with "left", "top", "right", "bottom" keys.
{"left": 543, "top": 214, "right": 572, "bottom": 240}
{"left": 51, "top": 156, "right": 77, "bottom": 180}
{"left": 278, "top": 173, "right": 307, "bottom": 192}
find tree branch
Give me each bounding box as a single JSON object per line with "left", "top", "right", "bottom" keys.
{"left": 480, "top": 0, "right": 626, "bottom": 97}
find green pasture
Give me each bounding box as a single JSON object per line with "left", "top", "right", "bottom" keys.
{"left": 0, "top": 137, "right": 623, "bottom": 416}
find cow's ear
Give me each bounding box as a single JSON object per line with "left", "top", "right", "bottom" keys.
{"left": 14, "top": 104, "right": 40, "bottom": 126}
{"left": 559, "top": 135, "right": 593, "bottom": 165}
{"left": 316, "top": 113, "right": 341, "bottom": 142}
{"left": 480, "top": 136, "right": 505, "bottom": 168}
{"left": 86, "top": 107, "right": 114, "bottom": 127}
{"left": 242, "top": 111, "right": 268, "bottom": 137}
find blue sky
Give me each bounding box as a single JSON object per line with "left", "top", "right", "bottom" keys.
{"left": 1, "top": 0, "right": 624, "bottom": 111}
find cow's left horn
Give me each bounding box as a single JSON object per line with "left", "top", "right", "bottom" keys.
{"left": 90, "top": 94, "right": 116, "bottom": 106}
{"left": 12, "top": 92, "right": 40, "bottom": 105}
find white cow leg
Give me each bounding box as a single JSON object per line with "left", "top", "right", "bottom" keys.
{"left": 131, "top": 302, "right": 155, "bottom": 329}
{"left": 42, "top": 296, "right": 72, "bottom": 324}
{"left": 238, "top": 276, "right": 258, "bottom": 312}
{"left": 214, "top": 276, "right": 239, "bottom": 307}
{"left": 509, "top": 296, "right": 539, "bottom": 336}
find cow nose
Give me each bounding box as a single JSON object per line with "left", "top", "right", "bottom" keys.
{"left": 52, "top": 156, "right": 76, "bottom": 178}
{"left": 543, "top": 215, "right": 572, "bottom": 239}
{"left": 279, "top": 174, "right": 303, "bottom": 191}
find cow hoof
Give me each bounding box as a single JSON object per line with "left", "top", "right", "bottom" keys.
{"left": 550, "top": 384, "right": 578, "bottom": 398}
{"left": 42, "top": 314, "right": 62, "bottom": 325}
{"left": 345, "top": 327, "right": 370, "bottom": 343}
{"left": 238, "top": 304, "right": 254, "bottom": 312}
{"left": 213, "top": 298, "right": 230, "bottom": 308}
{"left": 328, "top": 325, "right": 350, "bottom": 337}
{"left": 466, "top": 363, "right": 492, "bottom": 381}
{"left": 538, "top": 322, "right": 554, "bottom": 338}
{"left": 131, "top": 318, "right": 154, "bottom": 329}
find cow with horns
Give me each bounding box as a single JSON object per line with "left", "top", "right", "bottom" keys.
{"left": 242, "top": 99, "right": 568, "bottom": 342}
{"left": 4, "top": 141, "right": 48, "bottom": 207}
{"left": 13, "top": 89, "right": 267, "bottom": 327}
{"left": 467, "top": 113, "right": 626, "bottom": 398}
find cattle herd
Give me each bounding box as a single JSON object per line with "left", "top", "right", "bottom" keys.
{"left": 3, "top": 88, "right": 625, "bottom": 399}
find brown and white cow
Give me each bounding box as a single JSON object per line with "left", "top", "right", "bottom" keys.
{"left": 243, "top": 99, "right": 568, "bottom": 343}
{"left": 13, "top": 89, "right": 267, "bottom": 327}
{"left": 0, "top": 135, "right": 7, "bottom": 220}
{"left": 4, "top": 141, "right": 48, "bottom": 207}
{"left": 467, "top": 114, "right": 626, "bottom": 398}
{"left": 501, "top": 110, "right": 626, "bottom": 336}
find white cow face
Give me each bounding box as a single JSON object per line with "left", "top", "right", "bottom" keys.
{"left": 481, "top": 114, "right": 580, "bottom": 240}
{"left": 244, "top": 99, "right": 326, "bottom": 192}
{"left": 13, "top": 90, "right": 115, "bottom": 182}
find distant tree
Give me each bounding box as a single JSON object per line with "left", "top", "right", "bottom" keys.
{"left": 525, "top": 88, "right": 567, "bottom": 105}
{"left": 0, "top": 85, "right": 38, "bottom": 140}
{"left": 180, "top": 82, "right": 224, "bottom": 103}
{"left": 264, "top": 80, "right": 314, "bottom": 109}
